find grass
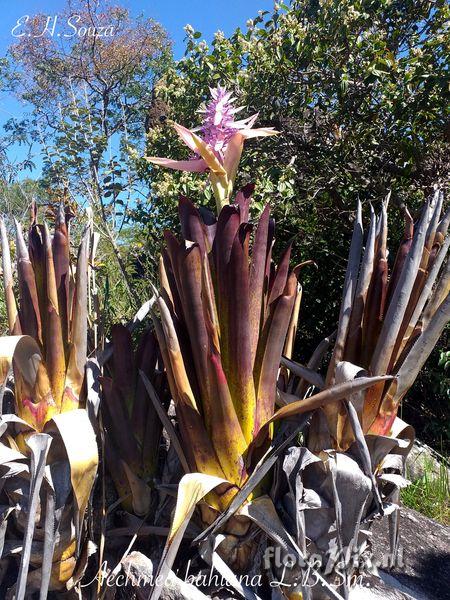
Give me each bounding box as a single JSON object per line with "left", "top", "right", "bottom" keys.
{"left": 401, "top": 459, "right": 450, "bottom": 525}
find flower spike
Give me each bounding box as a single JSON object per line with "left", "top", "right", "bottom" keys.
{"left": 146, "top": 86, "right": 278, "bottom": 212}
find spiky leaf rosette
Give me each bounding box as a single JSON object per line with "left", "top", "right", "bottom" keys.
{"left": 307, "top": 190, "right": 449, "bottom": 451}
{"left": 0, "top": 204, "right": 90, "bottom": 430}
{"left": 152, "top": 186, "right": 302, "bottom": 507}
{"left": 0, "top": 205, "right": 98, "bottom": 593}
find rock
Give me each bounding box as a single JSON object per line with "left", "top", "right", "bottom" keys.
{"left": 162, "top": 570, "right": 209, "bottom": 600}
{"left": 121, "top": 551, "right": 154, "bottom": 596}
{"left": 120, "top": 551, "right": 208, "bottom": 600}
{"left": 371, "top": 506, "right": 450, "bottom": 600}
{"left": 406, "top": 439, "right": 449, "bottom": 481}
{"left": 349, "top": 574, "right": 416, "bottom": 599}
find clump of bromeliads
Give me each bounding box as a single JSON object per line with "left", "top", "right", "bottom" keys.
{"left": 0, "top": 87, "right": 447, "bottom": 600}
{"left": 139, "top": 87, "right": 449, "bottom": 599}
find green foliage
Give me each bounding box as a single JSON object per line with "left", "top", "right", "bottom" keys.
{"left": 402, "top": 459, "right": 450, "bottom": 525}
{"left": 0, "top": 178, "right": 43, "bottom": 215}
{"left": 438, "top": 348, "right": 450, "bottom": 393}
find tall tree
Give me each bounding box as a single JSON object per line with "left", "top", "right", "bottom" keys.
{"left": 9, "top": 0, "right": 171, "bottom": 307}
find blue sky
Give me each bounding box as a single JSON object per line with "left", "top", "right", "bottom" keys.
{"left": 0, "top": 0, "right": 273, "bottom": 178}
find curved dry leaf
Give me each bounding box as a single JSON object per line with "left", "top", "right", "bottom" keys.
{"left": 242, "top": 495, "right": 344, "bottom": 600}
{"left": 16, "top": 433, "right": 52, "bottom": 600}
{"left": 267, "top": 375, "right": 394, "bottom": 427}
{"left": 280, "top": 356, "right": 325, "bottom": 390}
{"left": 45, "top": 409, "right": 98, "bottom": 542}
{"left": 0, "top": 335, "right": 55, "bottom": 429}
{"left": 150, "top": 473, "right": 228, "bottom": 600}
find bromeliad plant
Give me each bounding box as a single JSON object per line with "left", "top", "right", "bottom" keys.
{"left": 304, "top": 191, "right": 450, "bottom": 452}
{"left": 148, "top": 87, "right": 290, "bottom": 508}
{"left": 154, "top": 187, "right": 301, "bottom": 503}
{"left": 0, "top": 204, "right": 90, "bottom": 429}
{"left": 266, "top": 191, "right": 449, "bottom": 598}
{"left": 151, "top": 189, "right": 389, "bottom": 579}
{"left": 143, "top": 86, "right": 449, "bottom": 600}
{"left": 0, "top": 204, "right": 98, "bottom": 596}
{"left": 101, "top": 324, "right": 169, "bottom": 516}
{"left": 146, "top": 89, "right": 393, "bottom": 591}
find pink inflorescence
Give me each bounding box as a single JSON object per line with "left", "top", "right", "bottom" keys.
{"left": 199, "top": 86, "right": 255, "bottom": 160}
{"left": 146, "top": 84, "right": 275, "bottom": 186}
